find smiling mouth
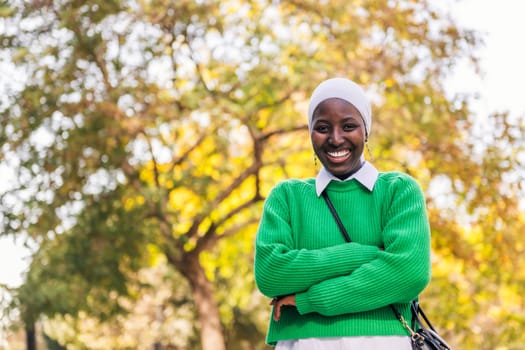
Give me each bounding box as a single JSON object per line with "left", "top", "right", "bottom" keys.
{"left": 327, "top": 150, "right": 350, "bottom": 158}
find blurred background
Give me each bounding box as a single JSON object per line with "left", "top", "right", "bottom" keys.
{"left": 1, "top": 0, "right": 524, "bottom": 349}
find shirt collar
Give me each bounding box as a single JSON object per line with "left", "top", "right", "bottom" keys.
{"left": 315, "top": 159, "right": 378, "bottom": 196}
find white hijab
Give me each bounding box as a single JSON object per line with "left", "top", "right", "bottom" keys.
{"left": 307, "top": 78, "right": 372, "bottom": 138}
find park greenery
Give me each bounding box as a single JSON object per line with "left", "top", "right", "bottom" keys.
{"left": 1, "top": 0, "right": 524, "bottom": 349}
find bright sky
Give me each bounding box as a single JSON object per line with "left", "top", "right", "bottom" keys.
{"left": 1, "top": 0, "right": 524, "bottom": 288}
{"left": 445, "top": 0, "right": 525, "bottom": 118}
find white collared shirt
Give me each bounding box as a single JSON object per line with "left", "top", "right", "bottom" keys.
{"left": 276, "top": 336, "right": 411, "bottom": 350}
{"left": 315, "top": 160, "right": 379, "bottom": 196}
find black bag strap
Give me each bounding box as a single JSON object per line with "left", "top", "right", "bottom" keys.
{"left": 412, "top": 301, "right": 437, "bottom": 332}
{"left": 321, "top": 190, "right": 352, "bottom": 243}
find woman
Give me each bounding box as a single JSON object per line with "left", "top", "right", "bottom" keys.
{"left": 254, "top": 77, "right": 431, "bottom": 349}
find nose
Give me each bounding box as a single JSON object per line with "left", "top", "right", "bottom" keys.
{"left": 329, "top": 128, "right": 344, "bottom": 146}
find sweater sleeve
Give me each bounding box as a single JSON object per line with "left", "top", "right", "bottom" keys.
{"left": 295, "top": 175, "right": 431, "bottom": 316}
{"left": 254, "top": 183, "right": 380, "bottom": 298}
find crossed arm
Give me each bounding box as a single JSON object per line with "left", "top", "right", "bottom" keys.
{"left": 254, "top": 179, "right": 431, "bottom": 319}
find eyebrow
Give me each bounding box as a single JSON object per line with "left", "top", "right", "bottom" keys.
{"left": 341, "top": 115, "right": 360, "bottom": 121}
{"left": 314, "top": 115, "right": 360, "bottom": 122}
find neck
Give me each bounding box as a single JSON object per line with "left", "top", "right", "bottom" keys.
{"left": 334, "top": 161, "right": 364, "bottom": 180}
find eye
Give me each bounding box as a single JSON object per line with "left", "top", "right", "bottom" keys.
{"left": 343, "top": 123, "right": 358, "bottom": 132}
{"left": 314, "top": 125, "right": 329, "bottom": 133}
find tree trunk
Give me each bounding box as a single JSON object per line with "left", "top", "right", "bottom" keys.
{"left": 180, "top": 254, "right": 225, "bottom": 350}
{"left": 26, "top": 323, "right": 36, "bottom": 350}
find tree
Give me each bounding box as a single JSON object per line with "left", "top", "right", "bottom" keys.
{"left": 1, "top": 0, "right": 524, "bottom": 349}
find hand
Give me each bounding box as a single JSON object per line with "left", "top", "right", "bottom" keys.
{"left": 270, "top": 294, "right": 296, "bottom": 321}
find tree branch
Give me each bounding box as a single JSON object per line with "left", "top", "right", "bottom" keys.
{"left": 259, "top": 124, "right": 308, "bottom": 142}
{"left": 194, "top": 197, "right": 262, "bottom": 255}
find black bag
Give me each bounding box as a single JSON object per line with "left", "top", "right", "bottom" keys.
{"left": 321, "top": 190, "right": 452, "bottom": 350}
{"left": 390, "top": 301, "right": 451, "bottom": 350}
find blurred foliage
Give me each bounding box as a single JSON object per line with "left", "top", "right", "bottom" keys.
{"left": 1, "top": 0, "right": 525, "bottom": 349}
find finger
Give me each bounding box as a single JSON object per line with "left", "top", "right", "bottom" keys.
{"left": 273, "top": 304, "right": 281, "bottom": 322}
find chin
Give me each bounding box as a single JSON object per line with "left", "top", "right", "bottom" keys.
{"left": 329, "top": 168, "right": 352, "bottom": 177}
{"left": 328, "top": 162, "right": 362, "bottom": 178}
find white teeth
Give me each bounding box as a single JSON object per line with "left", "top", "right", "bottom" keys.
{"left": 328, "top": 150, "right": 350, "bottom": 157}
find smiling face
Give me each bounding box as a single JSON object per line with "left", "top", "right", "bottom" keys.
{"left": 311, "top": 98, "right": 367, "bottom": 179}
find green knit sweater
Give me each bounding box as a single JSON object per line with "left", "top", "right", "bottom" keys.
{"left": 254, "top": 172, "right": 431, "bottom": 345}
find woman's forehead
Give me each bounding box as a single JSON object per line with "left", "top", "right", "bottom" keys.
{"left": 314, "top": 98, "right": 362, "bottom": 118}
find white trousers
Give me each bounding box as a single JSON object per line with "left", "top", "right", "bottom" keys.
{"left": 275, "top": 336, "right": 412, "bottom": 350}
